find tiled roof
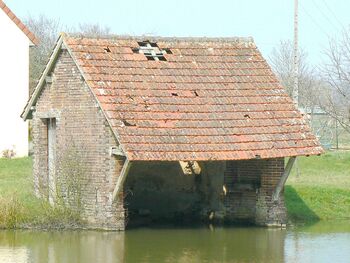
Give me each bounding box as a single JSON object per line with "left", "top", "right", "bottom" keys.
{"left": 0, "top": 0, "right": 38, "bottom": 45}
{"left": 64, "top": 35, "right": 323, "bottom": 161}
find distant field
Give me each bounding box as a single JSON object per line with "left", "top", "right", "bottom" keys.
{"left": 0, "top": 151, "right": 349, "bottom": 228}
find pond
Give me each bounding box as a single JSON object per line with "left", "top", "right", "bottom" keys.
{"left": 0, "top": 221, "right": 349, "bottom": 263}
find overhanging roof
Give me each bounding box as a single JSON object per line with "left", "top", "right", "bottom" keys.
{"left": 23, "top": 34, "right": 324, "bottom": 161}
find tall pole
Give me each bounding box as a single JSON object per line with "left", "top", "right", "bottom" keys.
{"left": 293, "top": 0, "right": 299, "bottom": 107}
{"left": 293, "top": 0, "right": 301, "bottom": 178}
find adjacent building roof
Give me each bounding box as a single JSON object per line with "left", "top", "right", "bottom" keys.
{"left": 23, "top": 34, "right": 324, "bottom": 161}
{"left": 0, "top": 0, "right": 38, "bottom": 45}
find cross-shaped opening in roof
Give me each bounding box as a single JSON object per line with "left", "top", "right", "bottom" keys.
{"left": 133, "top": 41, "right": 171, "bottom": 61}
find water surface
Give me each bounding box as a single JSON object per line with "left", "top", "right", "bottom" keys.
{"left": 0, "top": 221, "right": 349, "bottom": 263}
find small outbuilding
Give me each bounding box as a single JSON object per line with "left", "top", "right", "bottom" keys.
{"left": 22, "top": 33, "right": 323, "bottom": 230}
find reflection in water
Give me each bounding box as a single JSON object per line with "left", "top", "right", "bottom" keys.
{"left": 0, "top": 221, "right": 349, "bottom": 263}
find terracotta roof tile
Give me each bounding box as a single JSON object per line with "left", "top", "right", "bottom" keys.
{"left": 63, "top": 35, "right": 323, "bottom": 161}
{"left": 0, "top": 0, "right": 38, "bottom": 45}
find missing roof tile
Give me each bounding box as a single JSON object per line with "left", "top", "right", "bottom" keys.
{"left": 132, "top": 47, "right": 139, "bottom": 53}
{"left": 136, "top": 40, "right": 168, "bottom": 61}
{"left": 193, "top": 90, "right": 199, "bottom": 97}
{"left": 171, "top": 92, "right": 178, "bottom": 96}
{"left": 104, "top": 46, "right": 111, "bottom": 53}
{"left": 122, "top": 120, "right": 136, "bottom": 127}
{"left": 163, "top": 48, "right": 173, "bottom": 54}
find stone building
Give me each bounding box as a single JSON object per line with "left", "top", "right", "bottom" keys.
{"left": 22, "top": 34, "right": 323, "bottom": 230}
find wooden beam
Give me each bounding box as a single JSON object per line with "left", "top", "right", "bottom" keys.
{"left": 112, "top": 158, "right": 132, "bottom": 202}
{"left": 272, "top": 157, "right": 296, "bottom": 202}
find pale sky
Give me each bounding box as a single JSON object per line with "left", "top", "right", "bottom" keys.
{"left": 6, "top": 0, "right": 350, "bottom": 65}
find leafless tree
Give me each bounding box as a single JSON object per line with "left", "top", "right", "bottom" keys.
{"left": 25, "top": 16, "right": 111, "bottom": 93}
{"left": 71, "top": 23, "right": 111, "bottom": 38}
{"left": 322, "top": 30, "right": 350, "bottom": 132}
{"left": 25, "top": 15, "right": 61, "bottom": 93}
{"left": 269, "top": 40, "right": 320, "bottom": 111}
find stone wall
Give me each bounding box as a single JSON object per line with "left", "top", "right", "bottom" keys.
{"left": 31, "top": 48, "right": 125, "bottom": 230}
{"left": 224, "top": 158, "right": 287, "bottom": 226}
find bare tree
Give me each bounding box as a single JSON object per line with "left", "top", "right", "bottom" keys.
{"left": 25, "top": 15, "right": 112, "bottom": 93}
{"left": 322, "top": 30, "right": 350, "bottom": 132}
{"left": 25, "top": 15, "right": 61, "bottom": 93}
{"left": 269, "top": 40, "right": 320, "bottom": 111}
{"left": 72, "top": 23, "right": 111, "bottom": 38}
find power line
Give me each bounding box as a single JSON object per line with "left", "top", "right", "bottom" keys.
{"left": 311, "top": 0, "right": 339, "bottom": 32}
{"left": 299, "top": 2, "right": 330, "bottom": 38}
{"left": 292, "top": 0, "right": 299, "bottom": 107}
{"left": 320, "top": 0, "right": 345, "bottom": 29}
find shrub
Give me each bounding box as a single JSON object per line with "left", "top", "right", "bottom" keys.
{"left": 0, "top": 194, "right": 25, "bottom": 229}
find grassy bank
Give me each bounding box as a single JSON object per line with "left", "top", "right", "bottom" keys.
{"left": 286, "top": 151, "right": 350, "bottom": 222}
{"left": 0, "top": 152, "right": 349, "bottom": 228}
{"left": 0, "top": 158, "right": 81, "bottom": 229}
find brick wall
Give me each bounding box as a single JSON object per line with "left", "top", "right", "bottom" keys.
{"left": 224, "top": 158, "right": 287, "bottom": 226}
{"left": 32, "top": 49, "right": 125, "bottom": 230}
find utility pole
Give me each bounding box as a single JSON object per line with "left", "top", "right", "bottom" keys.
{"left": 293, "top": 0, "right": 301, "bottom": 178}
{"left": 293, "top": 0, "right": 299, "bottom": 107}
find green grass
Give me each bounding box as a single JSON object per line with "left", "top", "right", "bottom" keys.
{"left": 285, "top": 151, "right": 350, "bottom": 222}
{"left": 0, "top": 157, "right": 81, "bottom": 229}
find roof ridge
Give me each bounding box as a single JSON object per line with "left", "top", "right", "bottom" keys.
{"left": 0, "top": 0, "right": 39, "bottom": 45}
{"left": 63, "top": 32, "right": 254, "bottom": 43}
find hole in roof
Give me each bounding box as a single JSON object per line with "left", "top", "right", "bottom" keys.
{"left": 137, "top": 41, "right": 167, "bottom": 61}
{"left": 104, "top": 46, "right": 111, "bottom": 53}
{"left": 171, "top": 92, "right": 178, "bottom": 96}
{"left": 193, "top": 91, "right": 199, "bottom": 97}
{"left": 122, "top": 120, "right": 136, "bottom": 127}
{"left": 127, "top": 95, "right": 134, "bottom": 101}
{"left": 163, "top": 48, "right": 173, "bottom": 54}
{"left": 132, "top": 47, "right": 139, "bottom": 53}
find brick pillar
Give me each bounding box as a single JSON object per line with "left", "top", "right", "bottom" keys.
{"left": 92, "top": 156, "right": 126, "bottom": 231}
{"left": 223, "top": 158, "right": 287, "bottom": 226}
{"left": 255, "top": 158, "right": 287, "bottom": 226}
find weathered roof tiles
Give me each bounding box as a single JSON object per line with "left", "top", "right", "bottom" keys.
{"left": 29, "top": 34, "right": 324, "bottom": 161}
